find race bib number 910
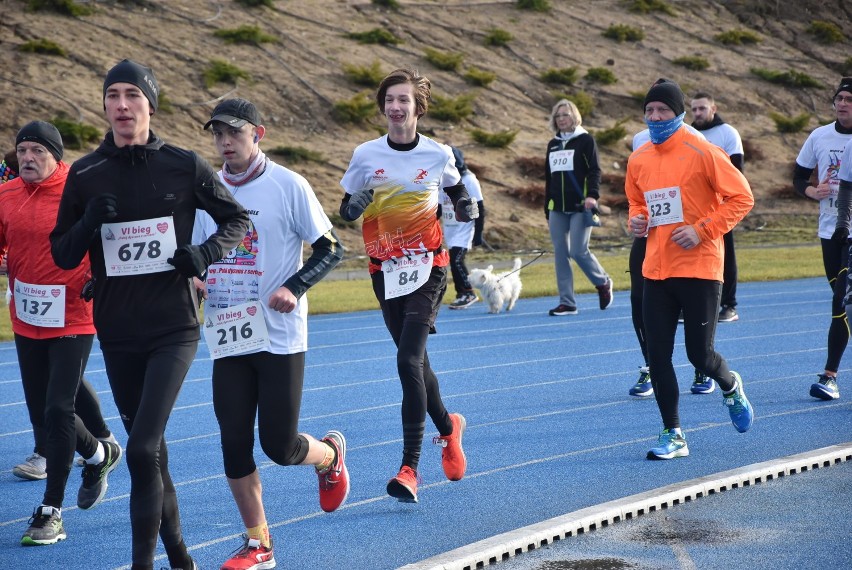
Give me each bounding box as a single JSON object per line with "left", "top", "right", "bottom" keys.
{"left": 101, "top": 216, "right": 178, "bottom": 276}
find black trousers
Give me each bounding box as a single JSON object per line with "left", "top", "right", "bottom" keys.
{"left": 16, "top": 333, "right": 99, "bottom": 508}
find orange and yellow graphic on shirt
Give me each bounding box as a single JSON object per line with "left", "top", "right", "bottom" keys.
{"left": 361, "top": 181, "right": 441, "bottom": 260}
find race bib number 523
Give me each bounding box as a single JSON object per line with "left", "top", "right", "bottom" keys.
{"left": 643, "top": 186, "right": 684, "bottom": 228}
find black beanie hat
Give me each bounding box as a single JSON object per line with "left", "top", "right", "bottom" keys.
{"left": 103, "top": 59, "right": 159, "bottom": 112}
{"left": 835, "top": 77, "right": 852, "bottom": 100}
{"left": 16, "top": 121, "right": 64, "bottom": 161}
{"left": 643, "top": 78, "right": 685, "bottom": 116}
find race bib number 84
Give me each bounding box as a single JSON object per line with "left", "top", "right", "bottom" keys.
{"left": 383, "top": 252, "right": 433, "bottom": 300}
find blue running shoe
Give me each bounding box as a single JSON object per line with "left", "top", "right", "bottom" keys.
{"left": 629, "top": 367, "right": 653, "bottom": 397}
{"left": 810, "top": 374, "right": 839, "bottom": 400}
{"left": 690, "top": 370, "right": 715, "bottom": 394}
{"left": 723, "top": 372, "right": 754, "bottom": 433}
{"left": 646, "top": 429, "right": 689, "bottom": 460}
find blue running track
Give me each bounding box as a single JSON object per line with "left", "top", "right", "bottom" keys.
{"left": 0, "top": 277, "right": 849, "bottom": 569}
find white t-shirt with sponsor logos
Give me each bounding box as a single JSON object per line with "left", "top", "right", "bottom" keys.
{"left": 441, "top": 170, "right": 483, "bottom": 249}
{"left": 193, "top": 161, "right": 332, "bottom": 355}
{"left": 841, "top": 138, "right": 852, "bottom": 182}
{"left": 795, "top": 122, "right": 852, "bottom": 239}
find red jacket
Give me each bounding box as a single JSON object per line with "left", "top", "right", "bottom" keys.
{"left": 0, "top": 161, "right": 95, "bottom": 338}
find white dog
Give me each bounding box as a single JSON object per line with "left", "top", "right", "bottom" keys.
{"left": 469, "top": 258, "right": 523, "bottom": 314}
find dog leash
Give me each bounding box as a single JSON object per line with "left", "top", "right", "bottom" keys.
{"left": 496, "top": 250, "right": 547, "bottom": 282}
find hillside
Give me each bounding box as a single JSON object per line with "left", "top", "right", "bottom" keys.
{"left": 2, "top": 0, "right": 851, "bottom": 254}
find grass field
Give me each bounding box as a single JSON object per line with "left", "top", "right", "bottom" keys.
{"left": 0, "top": 243, "right": 824, "bottom": 342}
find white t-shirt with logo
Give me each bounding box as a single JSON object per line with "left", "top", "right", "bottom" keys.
{"left": 193, "top": 161, "right": 332, "bottom": 355}
{"left": 701, "top": 123, "right": 743, "bottom": 158}
{"left": 441, "top": 170, "right": 483, "bottom": 249}
{"left": 795, "top": 122, "right": 852, "bottom": 239}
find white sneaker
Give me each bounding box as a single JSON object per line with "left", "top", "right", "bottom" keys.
{"left": 13, "top": 453, "right": 47, "bottom": 481}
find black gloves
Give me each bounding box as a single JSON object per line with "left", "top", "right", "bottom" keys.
{"left": 443, "top": 183, "right": 479, "bottom": 223}
{"left": 831, "top": 227, "right": 850, "bottom": 244}
{"left": 167, "top": 243, "right": 217, "bottom": 279}
{"left": 345, "top": 188, "right": 374, "bottom": 220}
{"left": 455, "top": 197, "right": 479, "bottom": 223}
{"left": 83, "top": 193, "right": 118, "bottom": 231}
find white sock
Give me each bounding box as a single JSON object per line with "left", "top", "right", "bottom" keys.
{"left": 723, "top": 380, "right": 738, "bottom": 396}
{"left": 671, "top": 427, "right": 683, "bottom": 436}
{"left": 85, "top": 441, "right": 106, "bottom": 465}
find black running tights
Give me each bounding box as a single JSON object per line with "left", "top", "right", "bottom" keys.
{"left": 103, "top": 340, "right": 197, "bottom": 569}
{"left": 213, "top": 351, "right": 309, "bottom": 479}
{"left": 16, "top": 333, "right": 98, "bottom": 508}
{"left": 643, "top": 278, "right": 735, "bottom": 430}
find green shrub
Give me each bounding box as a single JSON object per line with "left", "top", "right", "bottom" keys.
{"left": 714, "top": 28, "right": 762, "bottom": 45}
{"left": 343, "top": 60, "right": 385, "bottom": 87}
{"left": 626, "top": 0, "right": 676, "bottom": 16}
{"left": 808, "top": 20, "right": 845, "bottom": 44}
{"left": 18, "top": 39, "right": 66, "bottom": 56}
{"left": 203, "top": 60, "right": 251, "bottom": 88}
{"left": 769, "top": 112, "right": 811, "bottom": 133}
{"left": 345, "top": 28, "right": 402, "bottom": 45}
{"left": 751, "top": 68, "right": 822, "bottom": 88}
{"left": 424, "top": 48, "right": 464, "bottom": 71}
{"left": 553, "top": 91, "right": 595, "bottom": 117}
{"left": 484, "top": 28, "right": 514, "bottom": 47}
{"left": 585, "top": 67, "right": 618, "bottom": 85}
{"left": 516, "top": 0, "right": 551, "bottom": 11}
{"left": 842, "top": 57, "right": 852, "bottom": 76}
{"left": 469, "top": 128, "right": 517, "bottom": 148}
{"left": 673, "top": 55, "right": 710, "bottom": 71}
{"left": 429, "top": 93, "right": 476, "bottom": 122}
{"left": 464, "top": 67, "right": 497, "bottom": 87}
{"left": 157, "top": 91, "right": 174, "bottom": 114}
{"left": 26, "top": 0, "right": 94, "bottom": 16}
{"left": 593, "top": 120, "right": 628, "bottom": 146}
{"left": 50, "top": 115, "right": 100, "bottom": 149}
{"left": 267, "top": 146, "right": 324, "bottom": 163}
{"left": 540, "top": 67, "right": 578, "bottom": 86}
{"left": 372, "top": 0, "right": 400, "bottom": 9}
{"left": 603, "top": 24, "right": 645, "bottom": 42}
{"left": 332, "top": 92, "right": 376, "bottom": 124}
{"left": 213, "top": 25, "right": 278, "bottom": 45}
{"left": 628, "top": 90, "right": 646, "bottom": 102}
{"left": 234, "top": 0, "right": 274, "bottom": 6}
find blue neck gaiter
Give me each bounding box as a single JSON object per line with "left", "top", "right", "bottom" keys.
{"left": 646, "top": 112, "right": 685, "bottom": 144}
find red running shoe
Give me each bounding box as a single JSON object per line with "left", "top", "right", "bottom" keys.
{"left": 386, "top": 465, "right": 419, "bottom": 503}
{"left": 220, "top": 535, "right": 275, "bottom": 570}
{"left": 317, "top": 430, "right": 349, "bottom": 513}
{"left": 433, "top": 413, "right": 467, "bottom": 481}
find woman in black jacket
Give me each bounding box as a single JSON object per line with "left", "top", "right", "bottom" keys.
{"left": 544, "top": 99, "right": 613, "bottom": 316}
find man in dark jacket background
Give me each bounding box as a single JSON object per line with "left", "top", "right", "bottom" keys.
{"left": 50, "top": 59, "right": 248, "bottom": 570}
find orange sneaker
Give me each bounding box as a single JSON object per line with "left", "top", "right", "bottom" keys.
{"left": 220, "top": 535, "right": 275, "bottom": 570}
{"left": 317, "top": 430, "right": 349, "bottom": 513}
{"left": 434, "top": 413, "right": 467, "bottom": 481}
{"left": 386, "top": 465, "right": 419, "bottom": 503}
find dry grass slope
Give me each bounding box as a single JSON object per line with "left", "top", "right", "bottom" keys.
{"left": 2, "top": 0, "right": 850, "bottom": 253}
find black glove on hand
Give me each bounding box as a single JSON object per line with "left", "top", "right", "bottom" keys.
{"left": 455, "top": 198, "right": 479, "bottom": 223}
{"left": 832, "top": 227, "right": 850, "bottom": 244}
{"left": 83, "top": 193, "right": 118, "bottom": 231}
{"left": 167, "top": 243, "right": 215, "bottom": 279}
{"left": 346, "top": 188, "right": 374, "bottom": 220}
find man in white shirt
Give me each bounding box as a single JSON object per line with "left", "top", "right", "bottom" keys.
{"left": 691, "top": 92, "right": 744, "bottom": 327}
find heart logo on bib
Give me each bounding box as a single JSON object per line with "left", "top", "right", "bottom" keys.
{"left": 157, "top": 222, "right": 169, "bottom": 233}
{"left": 668, "top": 190, "right": 677, "bottom": 198}
{"left": 246, "top": 306, "right": 257, "bottom": 316}
{"left": 51, "top": 289, "right": 61, "bottom": 297}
